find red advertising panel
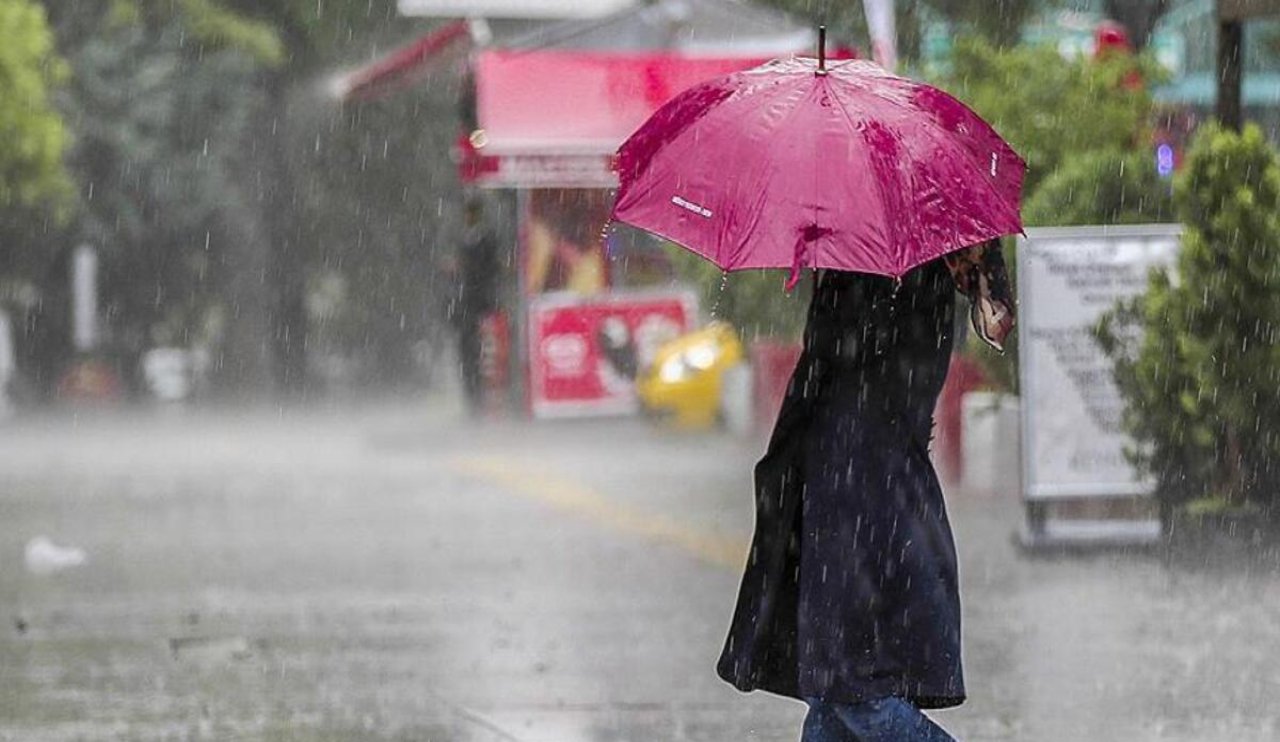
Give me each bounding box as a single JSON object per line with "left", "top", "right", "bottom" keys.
{"left": 528, "top": 290, "right": 697, "bottom": 418}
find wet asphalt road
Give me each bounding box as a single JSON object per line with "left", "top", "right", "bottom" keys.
{"left": 2, "top": 399, "right": 1279, "bottom": 741}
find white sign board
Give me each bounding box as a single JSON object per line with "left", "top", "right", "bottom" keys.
{"left": 1018, "top": 225, "right": 1182, "bottom": 500}
{"left": 72, "top": 244, "right": 99, "bottom": 353}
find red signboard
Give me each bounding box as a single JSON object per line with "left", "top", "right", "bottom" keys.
{"left": 528, "top": 290, "right": 697, "bottom": 418}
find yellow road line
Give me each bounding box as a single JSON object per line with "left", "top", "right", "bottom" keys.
{"left": 449, "top": 455, "right": 745, "bottom": 569}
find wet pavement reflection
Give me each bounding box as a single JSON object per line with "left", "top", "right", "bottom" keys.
{"left": 2, "top": 402, "right": 1278, "bottom": 741}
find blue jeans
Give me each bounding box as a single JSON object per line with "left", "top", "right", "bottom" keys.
{"left": 801, "top": 697, "right": 956, "bottom": 742}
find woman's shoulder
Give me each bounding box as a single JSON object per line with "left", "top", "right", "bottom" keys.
{"left": 818, "top": 261, "right": 949, "bottom": 300}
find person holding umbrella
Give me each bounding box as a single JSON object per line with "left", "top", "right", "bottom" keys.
{"left": 613, "top": 34, "right": 1022, "bottom": 742}
{"left": 721, "top": 243, "right": 1012, "bottom": 742}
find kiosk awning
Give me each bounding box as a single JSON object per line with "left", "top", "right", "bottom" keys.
{"left": 332, "top": 20, "right": 472, "bottom": 102}
{"left": 464, "top": 50, "right": 777, "bottom": 187}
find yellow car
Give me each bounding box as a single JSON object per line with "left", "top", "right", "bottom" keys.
{"left": 637, "top": 321, "right": 745, "bottom": 429}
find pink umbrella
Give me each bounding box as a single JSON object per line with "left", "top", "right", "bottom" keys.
{"left": 612, "top": 44, "right": 1025, "bottom": 288}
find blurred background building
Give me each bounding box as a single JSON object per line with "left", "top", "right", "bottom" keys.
{"left": 4, "top": 0, "right": 1280, "bottom": 418}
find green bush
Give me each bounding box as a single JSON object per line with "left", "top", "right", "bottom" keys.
{"left": 938, "top": 38, "right": 1161, "bottom": 195}
{"left": 1097, "top": 124, "right": 1280, "bottom": 518}
{"left": 1023, "top": 148, "right": 1173, "bottom": 227}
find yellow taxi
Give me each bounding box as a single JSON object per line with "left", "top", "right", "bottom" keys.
{"left": 636, "top": 321, "right": 745, "bottom": 429}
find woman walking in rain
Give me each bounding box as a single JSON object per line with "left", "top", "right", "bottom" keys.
{"left": 716, "top": 243, "right": 1014, "bottom": 742}
{"left": 609, "top": 48, "right": 1025, "bottom": 742}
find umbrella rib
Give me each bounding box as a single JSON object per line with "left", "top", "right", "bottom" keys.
{"left": 734, "top": 80, "right": 828, "bottom": 269}
{"left": 827, "top": 78, "right": 1021, "bottom": 270}
{"left": 616, "top": 73, "right": 823, "bottom": 273}
{"left": 911, "top": 118, "right": 1023, "bottom": 255}
{"left": 891, "top": 113, "right": 1021, "bottom": 262}
{"left": 628, "top": 74, "right": 805, "bottom": 187}
{"left": 886, "top": 81, "right": 1026, "bottom": 238}
{"left": 823, "top": 79, "right": 900, "bottom": 274}
{"left": 634, "top": 77, "right": 813, "bottom": 269}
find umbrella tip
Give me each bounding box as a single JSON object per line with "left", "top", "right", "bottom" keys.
{"left": 817, "top": 26, "right": 827, "bottom": 76}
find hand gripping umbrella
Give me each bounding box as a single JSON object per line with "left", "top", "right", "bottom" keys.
{"left": 611, "top": 30, "right": 1025, "bottom": 289}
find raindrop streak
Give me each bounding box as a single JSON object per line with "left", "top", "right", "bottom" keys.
{"left": 709, "top": 270, "right": 729, "bottom": 320}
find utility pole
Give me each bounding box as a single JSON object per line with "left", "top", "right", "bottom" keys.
{"left": 1217, "top": 17, "right": 1243, "bottom": 130}
{"left": 1216, "top": 0, "right": 1280, "bottom": 129}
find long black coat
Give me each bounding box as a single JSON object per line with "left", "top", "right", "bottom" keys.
{"left": 717, "top": 261, "right": 964, "bottom": 709}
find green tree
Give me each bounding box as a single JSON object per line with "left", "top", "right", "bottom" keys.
{"left": 0, "top": 0, "right": 69, "bottom": 211}
{"left": 1098, "top": 124, "right": 1280, "bottom": 519}
{"left": 7, "top": 0, "right": 457, "bottom": 399}
{"left": 936, "top": 38, "right": 1171, "bottom": 390}
{"left": 0, "top": 0, "right": 71, "bottom": 396}
{"left": 23, "top": 2, "right": 273, "bottom": 397}
{"left": 939, "top": 38, "right": 1156, "bottom": 195}
{"left": 53, "top": 0, "right": 406, "bottom": 396}
{"left": 1023, "top": 148, "right": 1173, "bottom": 227}
{"left": 925, "top": 0, "right": 1036, "bottom": 48}
{"left": 0, "top": 0, "right": 71, "bottom": 297}
{"left": 46, "top": 0, "right": 425, "bottom": 397}
{"left": 206, "top": 0, "right": 404, "bottom": 395}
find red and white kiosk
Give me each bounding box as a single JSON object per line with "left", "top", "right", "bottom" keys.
{"left": 466, "top": 47, "right": 796, "bottom": 418}
{"left": 339, "top": 1, "right": 817, "bottom": 417}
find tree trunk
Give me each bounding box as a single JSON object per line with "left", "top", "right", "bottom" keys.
{"left": 1218, "top": 19, "right": 1245, "bottom": 131}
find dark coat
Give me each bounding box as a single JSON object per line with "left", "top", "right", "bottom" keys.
{"left": 717, "top": 261, "right": 964, "bottom": 709}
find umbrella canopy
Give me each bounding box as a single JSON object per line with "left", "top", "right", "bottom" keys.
{"left": 612, "top": 57, "right": 1026, "bottom": 282}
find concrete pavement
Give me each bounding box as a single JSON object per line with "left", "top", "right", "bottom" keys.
{"left": 2, "top": 400, "right": 1279, "bottom": 741}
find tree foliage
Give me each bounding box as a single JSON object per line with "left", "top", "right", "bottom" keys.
{"left": 101, "top": 0, "right": 283, "bottom": 64}
{"left": 925, "top": 0, "right": 1035, "bottom": 48}
{"left": 934, "top": 38, "right": 1172, "bottom": 389}
{"left": 1098, "top": 124, "right": 1280, "bottom": 517}
{"left": 1023, "top": 148, "right": 1173, "bottom": 227}
{"left": 204, "top": 0, "right": 404, "bottom": 395}
{"left": 9, "top": 2, "right": 274, "bottom": 395}
{"left": 0, "top": 0, "right": 69, "bottom": 212}
{"left": 939, "top": 38, "right": 1158, "bottom": 196}
{"left": 0, "top": 0, "right": 72, "bottom": 393}
{"left": 10, "top": 0, "right": 440, "bottom": 398}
